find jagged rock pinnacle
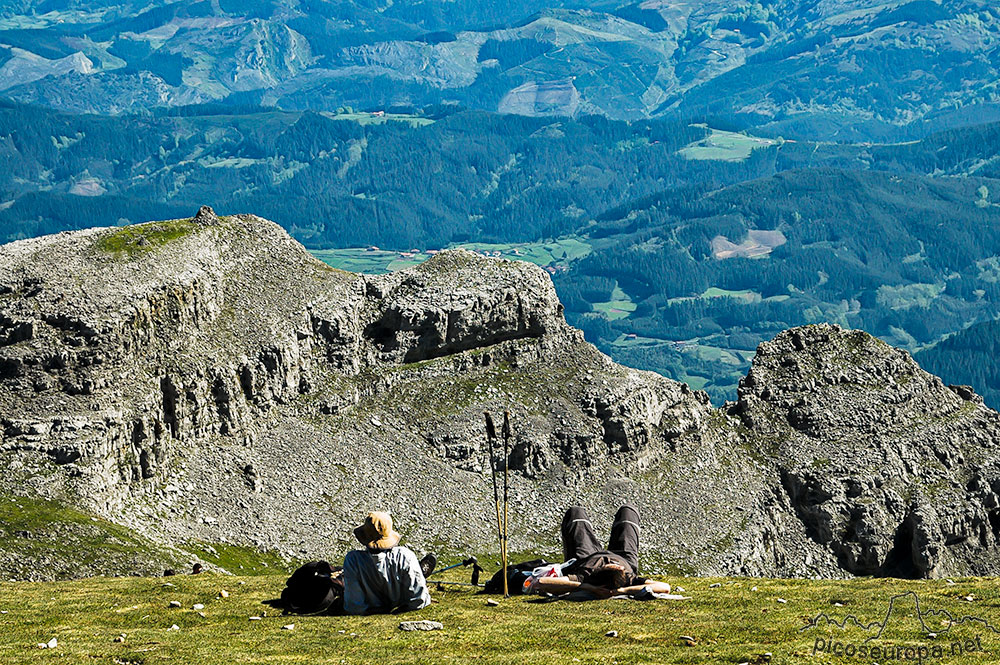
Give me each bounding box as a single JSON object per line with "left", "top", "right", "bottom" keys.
{"left": 193, "top": 205, "right": 219, "bottom": 225}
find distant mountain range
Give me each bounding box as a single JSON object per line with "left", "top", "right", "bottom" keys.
{"left": 6, "top": 1, "right": 1000, "bottom": 404}
{"left": 3, "top": 1, "right": 1000, "bottom": 138}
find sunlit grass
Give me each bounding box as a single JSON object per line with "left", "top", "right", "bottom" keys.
{"left": 2, "top": 574, "right": 999, "bottom": 664}
{"left": 678, "top": 125, "right": 778, "bottom": 162}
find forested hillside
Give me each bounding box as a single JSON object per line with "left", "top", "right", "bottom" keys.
{"left": 8, "top": 99, "right": 1000, "bottom": 402}
{"left": 561, "top": 169, "right": 1000, "bottom": 401}
{"left": 0, "top": 102, "right": 763, "bottom": 247}
{"left": 916, "top": 320, "right": 1000, "bottom": 409}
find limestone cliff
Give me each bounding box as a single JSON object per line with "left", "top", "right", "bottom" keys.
{"left": 2, "top": 214, "right": 999, "bottom": 581}
{"left": 730, "top": 325, "right": 1000, "bottom": 578}
{"left": 0, "top": 214, "right": 709, "bottom": 577}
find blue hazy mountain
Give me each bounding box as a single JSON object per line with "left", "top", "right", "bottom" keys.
{"left": 2, "top": 1, "right": 1000, "bottom": 138}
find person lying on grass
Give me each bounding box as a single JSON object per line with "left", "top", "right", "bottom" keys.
{"left": 341, "top": 511, "right": 431, "bottom": 615}
{"left": 529, "top": 505, "right": 672, "bottom": 599}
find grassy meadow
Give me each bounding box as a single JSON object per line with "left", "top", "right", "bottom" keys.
{"left": 2, "top": 571, "right": 1000, "bottom": 664}
{"left": 310, "top": 237, "right": 592, "bottom": 275}
{"left": 591, "top": 285, "right": 637, "bottom": 321}
{"left": 321, "top": 112, "right": 435, "bottom": 127}
{"left": 678, "top": 126, "right": 779, "bottom": 162}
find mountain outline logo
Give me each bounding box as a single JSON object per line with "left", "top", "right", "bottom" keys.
{"left": 801, "top": 591, "right": 1000, "bottom": 643}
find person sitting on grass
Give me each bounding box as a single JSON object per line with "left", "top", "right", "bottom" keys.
{"left": 341, "top": 511, "right": 431, "bottom": 615}
{"left": 530, "top": 505, "right": 672, "bottom": 599}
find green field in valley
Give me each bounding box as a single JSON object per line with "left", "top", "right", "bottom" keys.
{"left": 457, "top": 238, "right": 592, "bottom": 266}
{"left": 309, "top": 249, "right": 431, "bottom": 274}
{"left": 2, "top": 572, "right": 999, "bottom": 664}
{"left": 700, "top": 287, "right": 762, "bottom": 302}
{"left": 592, "top": 285, "right": 637, "bottom": 321}
{"left": 678, "top": 125, "right": 779, "bottom": 162}
{"left": 310, "top": 237, "right": 592, "bottom": 275}
{"left": 321, "top": 112, "right": 436, "bottom": 127}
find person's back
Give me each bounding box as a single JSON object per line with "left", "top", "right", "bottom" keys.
{"left": 341, "top": 512, "right": 430, "bottom": 615}
{"left": 343, "top": 546, "right": 430, "bottom": 615}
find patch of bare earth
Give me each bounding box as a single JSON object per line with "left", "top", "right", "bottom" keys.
{"left": 711, "top": 229, "right": 786, "bottom": 259}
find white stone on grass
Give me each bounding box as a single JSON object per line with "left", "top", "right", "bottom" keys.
{"left": 399, "top": 620, "right": 443, "bottom": 631}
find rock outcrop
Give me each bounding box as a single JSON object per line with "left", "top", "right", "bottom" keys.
{"left": 730, "top": 325, "right": 1000, "bottom": 578}
{"left": 0, "top": 214, "right": 711, "bottom": 577}
{"left": 2, "top": 215, "right": 1000, "bottom": 580}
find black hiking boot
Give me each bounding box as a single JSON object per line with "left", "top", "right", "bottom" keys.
{"left": 419, "top": 553, "right": 437, "bottom": 578}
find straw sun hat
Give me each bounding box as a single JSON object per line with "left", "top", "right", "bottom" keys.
{"left": 353, "top": 511, "right": 402, "bottom": 549}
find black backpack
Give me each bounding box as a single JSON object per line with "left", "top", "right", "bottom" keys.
{"left": 280, "top": 560, "right": 341, "bottom": 614}
{"left": 483, "top": 559, "right": 551, "bottom": 595}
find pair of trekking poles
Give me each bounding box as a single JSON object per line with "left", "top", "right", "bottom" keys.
{"left": 485, "top": 411, "right": 511, "bottom": 597}
{"left": 425, "top": 412, "right": 511, "bottom": 593}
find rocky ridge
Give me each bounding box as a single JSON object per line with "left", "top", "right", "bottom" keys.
{"left": 2, "top": 213, "right": 1000, "bottom": 580}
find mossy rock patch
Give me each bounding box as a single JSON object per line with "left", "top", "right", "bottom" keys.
{"left": 96, "top": 219, "right": 199, "bottom": 256}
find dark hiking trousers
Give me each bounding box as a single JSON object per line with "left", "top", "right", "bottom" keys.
{"left": 560, "top": 505, "right": 640, "bottom": 574}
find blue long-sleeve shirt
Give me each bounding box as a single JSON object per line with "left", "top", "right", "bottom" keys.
{"left": 342, "top": 546, "right": 431, "bottom": 615}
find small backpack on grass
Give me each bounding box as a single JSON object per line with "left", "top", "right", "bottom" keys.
{"left": 280, "top": 560, "right": 342, "bottom": 614}
{"left": 483, "top": 559, "right": 551, "bottom": 595}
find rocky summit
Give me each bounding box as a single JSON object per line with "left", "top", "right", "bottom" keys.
{"left": 2, "top": 214, "right": 1000, "bottom": 581}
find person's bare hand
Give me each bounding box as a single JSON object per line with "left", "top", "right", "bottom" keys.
{"left": 583, "top": 584, "right": 613, "bottom": 599}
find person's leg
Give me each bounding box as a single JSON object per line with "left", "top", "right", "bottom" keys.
{"left": 561, "top": 506, "right": 603, "bottom": 561}
{"left": 608, "top": 505, "right": 640, "bottom": 574}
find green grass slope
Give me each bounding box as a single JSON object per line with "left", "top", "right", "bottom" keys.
{"left": 0, "top": 493, "right": 187, "bottom": 582}
{"left": 1, "top": 573, "right": 999, "bottom": 664}
{"left": 0, "top": 491, "right": 296, "bottom": 582}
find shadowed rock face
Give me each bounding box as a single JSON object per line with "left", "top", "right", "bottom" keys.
{"left": 733, "top": 324, "right": 1000, "bottom": 578}
{"left": 2, "top": 217, "right": 1000, "bottom": 581}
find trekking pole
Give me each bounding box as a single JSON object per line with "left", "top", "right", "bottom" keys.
{"left": 502, "top": 410, "right": 511, "bottom": 598}
{"left": 426, "top": 557, "right": 479, "bottom": 578}
{"left": 485, "top": 412, "right": 505, "bottom": 586}
{"left": 433, "top": 581, "right": 484, "bottom": 589}
{"left": 471, "top": 560, "right": 484, "bottom": 586}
